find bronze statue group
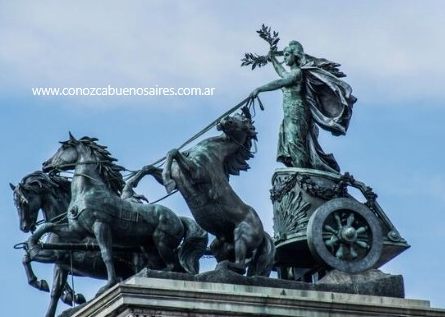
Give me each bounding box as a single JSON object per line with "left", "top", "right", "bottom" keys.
{"left": 12, "top": 27, "right": 366, "bottom": 317}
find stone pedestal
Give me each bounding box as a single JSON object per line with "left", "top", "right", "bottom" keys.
{"left": 69, "top": 276, "right": 445, "bottom": 317}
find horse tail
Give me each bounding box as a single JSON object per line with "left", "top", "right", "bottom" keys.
{"left": 247, "top": 231, "right": 276, "bottom": 277}
{"left": 177, "top": 217, "right": 208, "bottom": 274}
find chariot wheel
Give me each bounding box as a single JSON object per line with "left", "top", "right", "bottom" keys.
{"left": 307, "top": 197, "right": 383, "bottom": 273}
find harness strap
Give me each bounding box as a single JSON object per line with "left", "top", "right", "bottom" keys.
{"left": 45, "top": 96, "right": 264, "bottom": 205}
{"left": 151, "top": 96, "right": 262, "bottom": 166}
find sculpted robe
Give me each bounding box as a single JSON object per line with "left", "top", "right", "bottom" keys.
{"left": 277, "top": 55, "right": 356, "bottom": 173}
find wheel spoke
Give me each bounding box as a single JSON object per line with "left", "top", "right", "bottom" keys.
{"left": 334, "top": 213, "right": 342, "bottom": 229}
{"left": 336, "top": 244, "right": 346, "bottom": 259}
{"left": 355, "top": 240, "right": 369, "bottom": 249}
{"left": 349, "top": 245, "right": 358, "bottom": 259}
{"left": 324, "top": 225, "right": 337, "bottom": 234}
{"left": 356, "top": 226, "right": 367, "bottom": 234}
{"left": 325, "top": 235, "right": 338, "bottom": 248}
{"left": 346, "top": 213, "right": 355, "bottom": 226}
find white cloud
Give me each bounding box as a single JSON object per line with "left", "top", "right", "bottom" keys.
{"left": 1, "top": 1, "right": 444, "bottom": 108}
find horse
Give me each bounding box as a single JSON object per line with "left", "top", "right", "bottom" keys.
{"left": 26, "top": 134, "right": 208, "bottom": 315}
{"left": 161, "top": 110, "right": 275, "bottom": 276}
{"left": 11, "top": 170, "right": 181, "bottom": 317}
{"left": 10, "top": 172, "right": 86, "bottom": 309}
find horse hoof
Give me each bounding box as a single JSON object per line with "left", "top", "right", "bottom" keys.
{"left": 61, "top": 292, "right": 73, "bottom": 306}
{"left": 39, "top": 279, "right": 50, "bottom": 292}
{"left": 74, "top": 293, "right": 86, "bottom": 304}
{"left": 164, "top": 180, "right": 177, "bottom": 193}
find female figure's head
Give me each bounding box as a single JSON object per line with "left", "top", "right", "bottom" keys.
{"left": 283, "top": 40, "right": 304, "bottom": 67}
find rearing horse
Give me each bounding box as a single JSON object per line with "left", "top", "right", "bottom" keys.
{"left": 161, "top": 111, "right": 275, "bottom": 276}
{"left": 28, "top": 134, "right": 208, "bottom": 298}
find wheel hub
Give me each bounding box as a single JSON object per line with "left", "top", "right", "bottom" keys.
{"left": 340, "top": 226, "right": 357, "bottom": 243}
{"left": 319, "top": 210, "right": 373, "bottom": 261}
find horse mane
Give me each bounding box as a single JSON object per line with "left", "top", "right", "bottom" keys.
{"left": 74, "top": 137, "right": 126, "bottom": 195}
{"left": 19, "top": 171, "right": 71, "bottom": 198}
{"left": 223, "top": 114, "right": 258, "bottom": 178}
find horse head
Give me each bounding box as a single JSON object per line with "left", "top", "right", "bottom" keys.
{"left": 43, "top": 132, "right": 125, "bottom": 195}
{"left": 216, "top": 111, "right": 258, "bottom": 177}
{"left": 11, "top": 172, "right": 65, "bottom": 233}
{"left": 217, "top": 112, "right": 257, "bottom": 146}
{"left": 43, "top": 132, "right": 81, "bottom": 173}
{"left": 11, "top": 181, "right": 36, "bottom": 233}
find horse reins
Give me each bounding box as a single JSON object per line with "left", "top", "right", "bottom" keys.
{"left": 14, "top": 96, "right": 265, "bottom": 250}
{"left": 149, "top": 95, "right": 263, "bottom": 167}
{"left": 44, "top": 96, "right": 264, "bottom": 205}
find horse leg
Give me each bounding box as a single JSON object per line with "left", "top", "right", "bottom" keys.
{"left": 23, "top": 235, "right": 63, "bottom": 292}
{"left": 162, "top": 149, "right": 178, "bottom": 193}
{"left": 163, "top": 149, "right": 198, "bottom": 193}
{"left": 172, "top": 149, "right": 197, "bottom": 175}
{"left": 22, "top": 253, "right": 49, "bottom": 292}
{"left": 121, "top": 165, "right": 161, "bottom": 201}
{"left": 143, "top": 165, "right": 164, "bottom": 185}
{"left": 51, "top": 234, "right": 83, "bottom": 305}
{"left": 231, "top": 221, "right": 258, "bottom": 275}
{"left": 26, "top": 222, "right": 56, "bottom": 258}
{"left": 60, "top": 282, "right": 73, "bottom": 306}
{"left": 210, "top": 236, "right": 234, "bottom": 263}
{"left": 61, "top": 282, "right": 86, "bottom": 305}
{"left": 23, "top": 248, "right": 86, "bottom": 305}
{"left": 93, "top": 221, "right": 117, "bottom": 296}
{"left": 153, "top": 231, "right": 180, "bottom": 271}
{"left": 153, "top": 213, "right": 183, "bottom": 272}
{"left": 27, "top": 223, "right": 80, "bottom": 259}
{"left": 45, "top": 265, "right": 68, "bottom": 317}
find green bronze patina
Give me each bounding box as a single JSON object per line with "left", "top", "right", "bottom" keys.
{"left": 245, "top": 26, "right": 356, "bottom": 173}
{"left": 22, "top": 134, "right": 208, "bottom": 317}
{"left": 244, "top": 26, "right": 408, "bottom": 279}
{"left": 10, "top": 26, "right": 412, "bottom": 317}
{"left": 160, "top": 111, "right": 276, "bottom": 277}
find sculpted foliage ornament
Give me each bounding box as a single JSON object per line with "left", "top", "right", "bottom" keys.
{"left": 273, "top": 189, "right": 311, "bottom": 241}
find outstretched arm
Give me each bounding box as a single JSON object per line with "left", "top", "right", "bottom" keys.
{"left": 270, "top": 54, "right": 286, "bottom": 78}
{"left": 250, "top": 69, "right": 301, "bottom": 97}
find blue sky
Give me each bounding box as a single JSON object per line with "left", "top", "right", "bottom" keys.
{"left": 1, "top": 1, "right": 444, "bottom": 315}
